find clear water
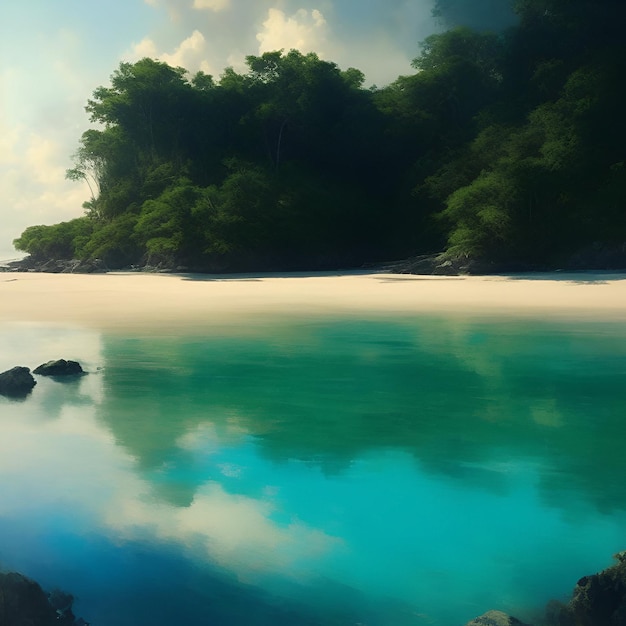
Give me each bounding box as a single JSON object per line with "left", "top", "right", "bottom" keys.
{"left": 1, "top": 314, "right": 626, "bottom": 625}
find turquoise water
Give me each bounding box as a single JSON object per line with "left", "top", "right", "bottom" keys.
{"left": 1, "top": 314, "right": 626, "bottom": 625}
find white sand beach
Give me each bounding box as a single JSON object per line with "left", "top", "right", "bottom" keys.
{"left": 1, "top": 271, "right": 625, "bottom": 331}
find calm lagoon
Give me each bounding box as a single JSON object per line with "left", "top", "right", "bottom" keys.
{"left": 1, "top": 312, "right": 626, "bottom": 625}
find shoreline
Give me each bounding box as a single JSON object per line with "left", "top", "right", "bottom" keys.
{"left": 1, "top": 270, "right": 626, "bottom": 331}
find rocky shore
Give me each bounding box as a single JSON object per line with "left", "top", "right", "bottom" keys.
{"left": 374, "top": 252, "right": 520, "bottom": 275}
{"left": 0, "top": 253, "right": 544, "bottom": 276}
{"left": 4, "top": 243, "right": 626, "bottom": 277}
{"left": 0, "top": 252, "right": 526, "bottom": 275}
{"left": 0, "top": 257, "right": 110, "bottom": 274}
{"left": 376, "top": 243, "right": 626, "bottom": 276}
{"left": 0, "top": 255, "right": 195, "bottom": 274}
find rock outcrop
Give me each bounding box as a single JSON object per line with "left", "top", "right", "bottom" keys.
{"left": 1, "top": 257, "right": 107, "bottom": 274}
{"left": 464, "top": 609, "right": 532, "bottom": 626}
{"left": 465, "top": 551, "right": 626, "bottom": 626}
{"left": 0, "top": 360, "right": 86, "bottom": 398}
{"left": 0, "top": 572, "right": 89, "bottom": 626}
{"left": 378, "top": 253, "right": 540, "bottom": 276}
{"left": 33, "top": 359, "right": 85, "bottom": 377}
{"left": 0, "top": 572, "right": 57, "bottom": 625}
{"left": 548, "top": 551, "right": 626, "bottom": 626}
{"left": 0, "top": 366, "right": 37, "bottom": 398}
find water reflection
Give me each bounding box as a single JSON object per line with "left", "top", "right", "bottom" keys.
{"left": 1, "top": 318, "right": 626, "bottom": 625}
{"left": 97, "top": 317, "right": 626, "bottom": 512}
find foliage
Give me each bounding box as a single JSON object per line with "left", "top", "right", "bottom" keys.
{"left": 16, "top": 4, "right": 626, "bottom": 270}
{"left": 13, "top": 218, "right": 95, "bottom": 260}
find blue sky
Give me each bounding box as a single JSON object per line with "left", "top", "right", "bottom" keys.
{"left": 0, "top": 0, "right": 460, "bottom": 258}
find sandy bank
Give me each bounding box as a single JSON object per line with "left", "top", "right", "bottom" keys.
{"left": 1, "top": 271, "right": 625, "bottom": 331}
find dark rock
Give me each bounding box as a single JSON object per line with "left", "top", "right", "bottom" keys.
{"left": 48, "top": 588, "right": 74, "bottom": 614}
{"left": 1, "top": 257, "right": 38, "bottom": 272}
{"left": 47, "top": 587, "right": 90, "bottom": 626}
{"left": 464, "top": 609, "right": 532, "bottom": 626}
{"left": 376, "top": 253, "right": 443, "bottom": 274}
{"left": 0, "top": 256, "right": 108, "bottom": 274}
{"left": 33, "top": 359, "right": 85, "bottom": 377}
{"left": 573, "top": 559, "right": 626, "bottom": 624}
{"left": 0, "top": 572, "right": 89, "bottom": 626}
{"left": 0, "top": 571, "right": 57, "bottom": 626}
{"left": 550, "top": 551, "right": 626, "bottom": 626}
{"left": 380, "top": 252, "right": 542, "bottom": 276}
{"left": 0, "top": 366, "right": 37, "bottom": 398}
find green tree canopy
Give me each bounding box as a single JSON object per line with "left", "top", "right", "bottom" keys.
{"left": 15, "top": 1, "right": 626, "bottom": 272}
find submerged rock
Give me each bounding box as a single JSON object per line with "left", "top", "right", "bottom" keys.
{"left": 33, "top": 359, "right": 85, "bottom": 377}
{"left": 548, "top": 551, "right": 626, "bottom": 626}
{"left": 0, "top": 572, "right": 90, "bottom": 626}
{"left": 0, "top": 366, "right": 37, "bottom": 398}
{"left": 0, "top": 571, "right": 57, "bottom": 625}
{"left": 465, "top": 609, "right": 532, "bottom": 625}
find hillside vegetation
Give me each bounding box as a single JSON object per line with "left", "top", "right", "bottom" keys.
{"left": 14, "top": 0, "right": 626, "bottom": 271}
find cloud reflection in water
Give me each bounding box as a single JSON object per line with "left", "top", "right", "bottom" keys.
{"left": 2, "top": 319, "right": 626, "bottom": 626}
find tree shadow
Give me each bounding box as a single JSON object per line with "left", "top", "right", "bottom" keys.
{"left": 503, "top": 271, "right": 626, "bottom": 284}
{"left": 151, "top": 269, "right": 379, "bottom": 282}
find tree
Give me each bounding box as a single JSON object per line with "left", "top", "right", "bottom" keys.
{"left": 442, "top": 170, "right": 518, "bottom": 259}
{"left": 86, "top": 58, "right": 193, "bottom": 166}
{"left": 134, "top": 179, "right": 210, "bottom": 266}
{"left": 13, "top": 218, "right": 94, "bottom": 261}
{"left": 22, "top": 3, "right": 626, "bottom": 272}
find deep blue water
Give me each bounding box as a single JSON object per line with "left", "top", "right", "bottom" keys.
{"left": 1, "top": 314, "right": 626, "bottom": 625}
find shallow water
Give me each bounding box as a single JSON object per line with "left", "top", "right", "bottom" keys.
{"left": 1, "top": 314, "right": 626, "bottom": 625}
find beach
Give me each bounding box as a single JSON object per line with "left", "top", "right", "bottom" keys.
{"left": 1, "top": 271, "right": 626, "bottom": 331}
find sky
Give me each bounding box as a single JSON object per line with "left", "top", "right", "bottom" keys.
{"left": 0, "top": 0, "right": 515, "bottom": 259}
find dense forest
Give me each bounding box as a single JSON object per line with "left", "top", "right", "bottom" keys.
{"left": 14, "top": 0, "right": 626, "bottom": 272}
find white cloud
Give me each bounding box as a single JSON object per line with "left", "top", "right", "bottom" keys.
{"left": 114, "top": 481, "right": 340, "bottom": 580}
{"left": 162, "top": 29, "right": 209, "bottom": 71}
{"left": 0, "top": 388, "right": 340, "bottom": 584}
{"left": 177, "top": 418, "right": 248, "bottom": 452}
{"left": 127, "top": 30, "right": 215, "bottom": 75}
{"left": 0, "top": 123, "right": 90, "bottom": 257}
{"left": 193, "top": 0, "right": 231, "bottom": 11}
{"left": 257, "top": 8, "right": 328, "bottom": 55}
{"left": 25, "top": 135, "right": 66, "bottom": 186}
{"left": 129, "top": 36, "right": 160, "bottom": 59}
{"left": 142, "top": 0, "right": 190, "bottom": 22}
{"left": 225, "top": 51, "right": 249, "bottom": 74}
